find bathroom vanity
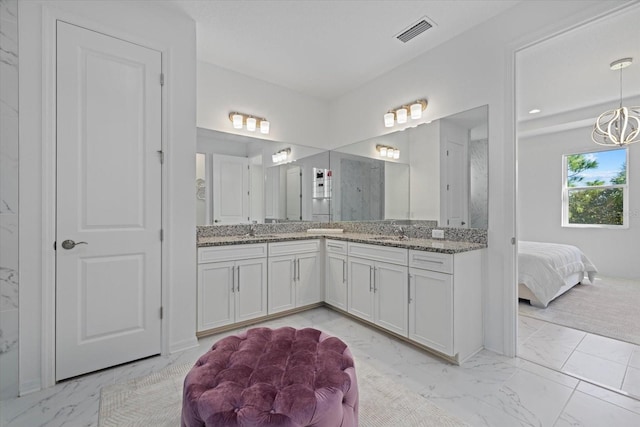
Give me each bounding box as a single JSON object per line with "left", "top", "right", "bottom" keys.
{"left": 196, "top": 227, "right": 486, "bottom": 364}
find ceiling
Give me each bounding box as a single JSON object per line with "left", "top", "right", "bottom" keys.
{"left": 517, "top": 3, "right": 640, "bottom": 125}
{"left": 167, "top": 0, "right": 520, "bottom": 99}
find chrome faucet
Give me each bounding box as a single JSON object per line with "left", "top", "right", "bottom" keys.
{"left": 394, "top": 225, "right": 409, "bottom": 241}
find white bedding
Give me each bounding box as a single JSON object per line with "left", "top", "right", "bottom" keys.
{"left": 518, "top": 241, "right": 598, "bottom": 307}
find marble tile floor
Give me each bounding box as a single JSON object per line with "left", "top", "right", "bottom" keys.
{"left": 519, "top": 314, "right": 640, "bottom": 399}
{"left": 2, "top": 307, "right": 640, "bottom": 427}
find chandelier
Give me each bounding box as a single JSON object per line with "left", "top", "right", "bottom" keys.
{"left": 592, "top": 58, "right": 640, "bottom": 146}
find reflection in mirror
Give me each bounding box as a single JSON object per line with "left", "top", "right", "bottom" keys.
{"left": 195, "top": 128, "right": 326, "bottom": 225}
{"left": 264, "top": 151, "right": 330, "bottom": 222}
{"left": 330, "top": 105, "right": 488, "bottom": 228}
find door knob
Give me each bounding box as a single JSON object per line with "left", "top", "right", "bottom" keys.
{"left": 61, "top": 239, "right": 88, "bottom": 250}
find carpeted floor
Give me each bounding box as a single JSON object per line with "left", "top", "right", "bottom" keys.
{"left": 519, "top": 275, "right": 640, "bottom": 346}
{"left": 99, "top": 357, "right": 468, "bottom": 427}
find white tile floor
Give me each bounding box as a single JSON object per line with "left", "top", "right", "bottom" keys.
{"left": 519, "top": 315, "right": 640, "bottom": 399}
{"left": 2, "top": 308, "right": 640, "bottom": 427}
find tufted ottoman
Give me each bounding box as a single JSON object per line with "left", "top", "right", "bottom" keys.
{"left": 181, "top": 326, "right": 358, "bottom": 427}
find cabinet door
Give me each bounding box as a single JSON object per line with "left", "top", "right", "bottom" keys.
{"left": 347, "top": 257, "right": 375, "bottom": 322}
{"left": 375, "top": 262, "right": 408, "bottom": 336}
{"left": 409, "top": 268, "right": 453, "bottom": 355}
{"left": 197, "top": 262, "right": 234, "bottom": 331}
{"left": 268, "top": 255, "right": 295, "bottom": 314}
{"left": 296, "top": 252, "right": 322, "bottom": 307}
{"left": 235, "top": 258, "right": 267, "bottom": 322}
{"left": 325, "top": 252, "right": 347, "bottom": 310}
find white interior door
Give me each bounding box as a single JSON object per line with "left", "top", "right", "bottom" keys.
{"left": 442, "top": 123, "right": 469, "bottom": 227}
{"left": 212, "top": 154, "right": 249, "bottom": 224}
{"left": 286, "top": 166, "right": 301, "bottom": 220}
{"left": 56, "top": 21, "right": 162, "bottom": 381}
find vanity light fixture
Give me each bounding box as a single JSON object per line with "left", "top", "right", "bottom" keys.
{"left": 272, "top": 148, "right": 291, "bottom": 164}
{"left": 377, "top": 144, "right": 400, "bottom": 160}
{"left": 592, "top": 57, "right": 640, "bottom": 146}
{"left": 384, "top": 99, "right": 427, "bottom": 128}
{"left": 228, "top": 112, "right": 270, "bottom": 135}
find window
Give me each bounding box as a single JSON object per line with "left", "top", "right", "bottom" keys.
{"left": 562, "top": 148, "right": 628, "bottom": 228}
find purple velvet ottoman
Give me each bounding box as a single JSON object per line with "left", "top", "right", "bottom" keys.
{"left": 181, "top": 327, "right": 358, "bottom": 427}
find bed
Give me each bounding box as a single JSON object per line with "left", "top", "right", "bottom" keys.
{"left": 518, "top": 241, "right": 598, "bottom": 308}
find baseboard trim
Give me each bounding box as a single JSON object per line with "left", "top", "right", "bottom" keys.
{"left": 169, "top": 337, "right": 199, "bottom": 354}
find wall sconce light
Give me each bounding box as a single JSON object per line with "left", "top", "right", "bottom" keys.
{"left": 384, "top": 99, "right": 427, "bottom": 128}
{"left": 272, "top": 148, "right": 291, "bottom": 163}
{"left": 377, "top": 145, "right": 400, "bottom": 160}
{"left": 229, "top": 112, "right": 270, "bottom": 134}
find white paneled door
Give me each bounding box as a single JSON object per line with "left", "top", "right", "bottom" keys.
{"left": 212, "top": 154, "right": 249, "bottom": 224}
{"left": 55, "top": 21, "right": 162, "bottom": 381}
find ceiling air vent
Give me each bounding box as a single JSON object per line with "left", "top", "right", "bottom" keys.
{"left": 396, "top": 17, "right": 433, "bottom": 43}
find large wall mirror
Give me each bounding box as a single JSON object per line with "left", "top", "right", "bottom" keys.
{"left": 196, "top": 128, "right": 327, "bottom": 225}
{"left": 330, "top": 105, "right": 488, "bottom": 228}
{"left": 196, "top": 105, "right": 488, "bottom": 229}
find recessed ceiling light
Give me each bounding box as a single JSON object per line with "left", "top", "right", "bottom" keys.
{"left": 529, "top": 109, "right": 541, "bottom": 114}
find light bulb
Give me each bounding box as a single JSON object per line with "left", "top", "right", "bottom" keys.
{"left": 272, "top": 154, "right": 278, "bottom": 163}
{"left": 232, "top": 114, "right": 243, "bottom": 129}
{"left": 380, "top": 147, "right": 387, "bottom": 157}
{"left": 384, "top": 112, "right": 395, "bottom": 127}
{"left": 396, "top": 108, "right": 408, "bottom": 124}
{"left": 393, "top": 149, "right": 400, "bottom": 159}
{"left": 387, "top": 148, "right": 394, "bottom": 158}
{"left": 260, "top": 120, "right": 270, "bottom": 134}
{"left": 246, "top": 117, "right": 257, "bottom": 131}
{"left": 410, "top": 102, "right": 422, "bottom": 119}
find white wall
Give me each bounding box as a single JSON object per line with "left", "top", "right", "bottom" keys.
{"left": 197, "top": 61, "right": 331, "bottom": 149}
{"left": 385, "top": 162, "right": 410, "bottom": 220}
{"left": 327, "top": 0, "right": 630, "bottom": 354}
{"left": 409, "top": 121, "right": 441, "bottom": 221}
{"left": 18, "top": 0, "right": 197, "bottom": 393}
{"left": 519, "top": 125, "right": 640, "bottom": 279}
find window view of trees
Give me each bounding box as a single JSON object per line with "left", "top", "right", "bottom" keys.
{"left": 565, "top": 149, "right": 627, "bottom": 226}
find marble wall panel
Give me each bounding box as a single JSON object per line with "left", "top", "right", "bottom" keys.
{"left": 0, "top": 0, "right": 19, "bottom": 400}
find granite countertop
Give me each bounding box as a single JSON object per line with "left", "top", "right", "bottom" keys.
{"left": 197, "top": 231, "right": 486, "bottom": 254}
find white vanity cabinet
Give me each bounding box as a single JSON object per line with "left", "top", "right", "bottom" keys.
{"left": 347, "top": 243, "right": 409, "bottom": 336}
{"left": 325, "top": 240, "right": 348, "bottom": 310}
{"left": 408, "top": 249, "right": 484, "bottom": 361}
{"left": 197, "top": 244, "right": 267, "bottom": 332}
{"left": 268, "top": 240, "right": 322, "bottom": 314}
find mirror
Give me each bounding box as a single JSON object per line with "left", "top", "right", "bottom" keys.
{"left": 196, "top": 105, "right": 488, "bottom": 228}
{"left": 196, "top": 128, "right": 327, "bottom": 225}
{"left": 330, "top": 105, "right": 488, "bottom": 228}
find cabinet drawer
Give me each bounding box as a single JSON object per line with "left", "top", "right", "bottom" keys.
{"left": 348, "top": 243, "right": 408, "bottom": 265}
{"left": 269, "top": 239, "right": 320, "bottom": 256}
{"left": 325, "top": 239, "right": 347, "bottom": 255}
{"left": 198, "top": 244, "right": 267, "bottom": 263}
{"left": 409, "top": 250, "right": 452, "bottom": 274}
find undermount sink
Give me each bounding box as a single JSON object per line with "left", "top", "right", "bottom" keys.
{"left": 240, "top": 234, "right": 278, "bottom": 239}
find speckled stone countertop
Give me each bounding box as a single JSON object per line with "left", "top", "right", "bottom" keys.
{"left": 197, "top": 232, "right": 486, "bottom": 254}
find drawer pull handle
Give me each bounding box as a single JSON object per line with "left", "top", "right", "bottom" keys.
{"left": 414, "top": 258, "right": 444, "bottom": 264}
{"left": 328, "top": 244, "right": 342, "bottom": 249}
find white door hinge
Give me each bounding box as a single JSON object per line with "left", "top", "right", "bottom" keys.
{"left": 511, "top": 237, "right": 516, "bottom": 245}
{"left": 157, "top": 150, "right": 164, "bottom": 164}
{"left": 159, "top": 306, "right": 163, "bottom": 319}
{"left": 160, "top": 229, "right": 164, "bottom": 241}
{"left": 160, "top": 73, "right": 165, "bottom": 86}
